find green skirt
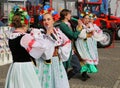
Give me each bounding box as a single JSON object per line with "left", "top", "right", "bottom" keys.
{"left": 80, "top": 63, "right": 98, "bottom": 73}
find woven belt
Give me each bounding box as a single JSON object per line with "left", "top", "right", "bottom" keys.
{"left": 53, "top": 46, "right": 59, "bottom": 57}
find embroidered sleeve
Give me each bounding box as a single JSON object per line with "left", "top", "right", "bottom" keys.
{"left": 20, "top": 33, "right": 55, "bottom": 59}
{"left": 92, "top": 24, "right": 105, "bottom": 41}
{"left": 57, "top": 28, "right": 72, "bottom": 62}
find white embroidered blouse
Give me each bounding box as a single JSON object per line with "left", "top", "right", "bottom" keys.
{"left": 11, "top": 28, "right": 72, "bottom": 62}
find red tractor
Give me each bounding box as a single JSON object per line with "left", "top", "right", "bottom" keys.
{"left": 94, "top": 13, "right": 120, "bottom": 47}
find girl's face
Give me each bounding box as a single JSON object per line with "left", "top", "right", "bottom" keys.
{"left": 83, "top": 15, "right": 90, "bottom": 24}
{"left": 89, "top": 18, "right": 94, "bottom": 23}
{"left": 65, "top": 13, "right": 71, "bottom": 20}
{"left": 43, "top": 14, "right": 54, "bottom": 28}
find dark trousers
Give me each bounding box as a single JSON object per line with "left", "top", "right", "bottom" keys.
{"left": 67, "top": 53, "right": 81, "bottom": 80}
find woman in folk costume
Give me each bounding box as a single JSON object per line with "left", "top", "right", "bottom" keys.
{"left": 36, "top": 5, "right": 71, "bottom": 88}
{"left": 4, "top": 5, "right": 51, "bottom": 88}
{"left": 75, "top": 12, "right": 105, "bottom": 81}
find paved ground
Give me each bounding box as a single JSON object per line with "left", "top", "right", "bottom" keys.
{"left": 69, "top": 40, "right": 120, "bottom": 88}
{"left": 0, "top": 41, "right": 120, "bottom": 88}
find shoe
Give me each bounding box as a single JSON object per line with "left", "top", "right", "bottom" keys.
{"left": 81, "top": 72, "right": 88, "bottom": 81}
{"left": 67, "top": 70, "right": 76, "bottom": 80}
{"left": 82, "top": 72, "right": 90, "bottom": 78}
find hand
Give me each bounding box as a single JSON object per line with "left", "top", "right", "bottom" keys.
{"left": 77, "top": 19, "right": 83, "bottom": 27}
{"left": 87, "top": 32, "right": 93, "bottom": 38}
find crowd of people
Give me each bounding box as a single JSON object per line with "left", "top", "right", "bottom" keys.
{"left": 5, "top": 5, "right": 105, "bottom": 88}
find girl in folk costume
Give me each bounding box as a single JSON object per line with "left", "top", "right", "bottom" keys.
{"left": 36, "top": 5, "right": 71, "bottom": 88}
{"left": 75, "top": 12, "right": 105, "bottom": 81}
{"left": 5, "top": 5, "right": 53, "bottom": 88}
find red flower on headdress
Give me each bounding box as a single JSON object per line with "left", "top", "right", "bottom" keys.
{"left": 24, "top": 19, "right": 29, "bottom": 25}
{"left": 39, "top": 5, "right": 60, "bottom": 22}
{"left": 40, "top": 10, "right": 44, "bottom": 14}
{"left": 53, "top": 14, "right": 60, "bottom": 21}
{"left": 21, "top": 7, "right": 26, "bottom": 11}
{"left": 48, "top": 8, "right": 54, "bottom": 13}
{"left": 30, "top": 17, "right": 34, "bottom": 23}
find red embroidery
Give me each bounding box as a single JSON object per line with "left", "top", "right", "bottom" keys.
{"left": 84, "top": 59, "right": 98, "bottom": 62}
{"left": 61, "top": 40, "right": 71, "bottom": 46}
{"left": 27, "top": 39, "right": 35, "bottom": 52}
{"left": 31, "top": 33, "right": 33, "bottom": 36}
{"left": 56, "top": 28, "right": 58, "bottom": 31}
{"left": 59, "top": 37, "right": 61, "bottom": 39}
{"left": 57, "top": 41, "right": 59, "bottom": 44}
{"left": 53, "top": 29, "right": 57, "bottom": 34}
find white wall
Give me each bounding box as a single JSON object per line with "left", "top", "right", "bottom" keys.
{"left": 52, "top": 0, "right": 77, "bottom": 16}
{"left": 110, "top": 0, "right": 120, "bottom": 17}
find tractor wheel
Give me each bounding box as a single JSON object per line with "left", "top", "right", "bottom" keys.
{"left": 97, "top": 29, "right": 113, "bottom": 48}
{"left": 116, "top": 26, "right": 120, "bottom": 40}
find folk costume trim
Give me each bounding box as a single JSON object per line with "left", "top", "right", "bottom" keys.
{"left": 27, "top": 39, "right": 35, "bottom": 52}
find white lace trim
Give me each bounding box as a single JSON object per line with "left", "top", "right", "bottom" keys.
{"left": 9, "top": 33, "right": 26, "bottom": 39}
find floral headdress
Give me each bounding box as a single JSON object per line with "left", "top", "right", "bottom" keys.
{"left": 38, "top": 5, "right": 60, "bottom": 21}
{"left": 89, "top": 13, "right": 97, "bottom": 20}
{"left": 79, "top": 10, "right": 97, "bottom": 20}
{"left": 9, "top": 5, "right": 30, "bottom": 26}
{"left": 79, "top": 10, "right": 91, "bottom": 18}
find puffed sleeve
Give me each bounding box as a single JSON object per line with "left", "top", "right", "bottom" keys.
{"left": 77, "top": 25, "right": 87, "bottom": 39}
{"left": 92, "top": 24, "right": 105, "bottom": 41}
{"left": 78, "top": 29, "right": 87, "bottom": 39}
{"left": 57, "top": 28, "right": 72, "bottom": 62}
{"left": 20, "top": 29, "right": 55, "bottom": 59}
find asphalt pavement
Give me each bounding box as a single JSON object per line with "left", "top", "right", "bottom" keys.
{"left": 0, "top": 41, "right": 120, "bottom": 88}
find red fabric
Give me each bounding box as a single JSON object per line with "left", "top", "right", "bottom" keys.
{"left": 27, "top": 39, "right": 35, "bottom": 52}
{"left": 61, "top": 40, "right": 71, "bottom": 46}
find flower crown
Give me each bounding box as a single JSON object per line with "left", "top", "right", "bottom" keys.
{"left": 89, "top": 13, "right": 97, "bottom": 20}
{"left": 79, "top": 10, "right": 97, "bottom": 20}
{"left": 9, "top": 5, "right": 30, "bottom": 26}
{"left": 38, "top": 5, "right": 60, "bottom": 21}
{"left": 79, "top": 10, "right": 90, "bottom": 18}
